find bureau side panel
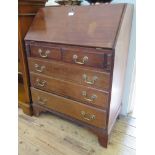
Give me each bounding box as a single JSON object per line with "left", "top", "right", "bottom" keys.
{"left": 108, "top": 4, "right": 134, "bottom": 134}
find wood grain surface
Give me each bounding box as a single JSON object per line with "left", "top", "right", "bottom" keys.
{"left": 19, "top": 108, "right": 136, "bottom": 155}
{"left": 30, "top": 44, "right": 61, "bottom": 60}
{"left": 31, "top": 88, "right": 107, "bottom": 128}
{"left": 28, "top": 57, "right": 111, "bottom": 91}
{"left": 25, "top": 4, "right": 125, "bottom": 48}
{"left": 30, "top": 72, "right": 109, "bottom": 108}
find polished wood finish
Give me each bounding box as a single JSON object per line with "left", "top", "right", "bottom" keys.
{"left": 28, "top": 42, "right": 113, "bottom": 70}
{"left": 18, "top": 23, "right": 32, "bottom": 115}
{"left": 25, "top": 4, "right": 133, "bottom": 148}
{"left": 18, "top": 83, "right": 26, "bottom": 104}
{"left": 31, "top": 88, "right": 107, "bottom": 128}
{"left": 19, "top": 0, "right": 47, "bottom": 39}
{"left": 18, "top": 0, "right": 47, "bottom": 115}
{"left": 62, "top": 47, "right": 112, "bottom": 69}
{"left": 25, "top": 4, "right": 125, "bottom": 48}
{"left": 30, "top": 43, "right": 61, "bottom": 60}
{"left": 108, "top": 4, "right": 134, "bottom": 134}
{"left": 30, "top": 72, "right": 109, "bottom": 108}
{"left": 28, "top": 57, "right": 111, "bottom": 91}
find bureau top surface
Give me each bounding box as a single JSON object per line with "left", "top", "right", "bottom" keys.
{"left": 25, "top": 4, "right": 125, "bottom": 49}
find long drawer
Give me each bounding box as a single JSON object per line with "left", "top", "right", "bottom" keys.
{"left": 30, "top": 72, "right": 109, "bottom": 109}
{"left": 31, "top": 87, "right": 107, "bottom": 128}
{"left": 28, "top": 57, "right": 111, "bottom": 91}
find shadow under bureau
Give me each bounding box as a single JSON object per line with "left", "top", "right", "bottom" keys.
{"left": 25, "top": 4, "right": 133, "bottom": 148}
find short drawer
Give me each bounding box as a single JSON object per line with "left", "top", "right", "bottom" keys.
{"left": 28, "top": 57, "right": 111, "bottom": 91}
{"left": 62, "top": 47, "right": 113, "bottom": 70}
{"left": 29, "top": 43, "right": 61, "bottom": 60}
{"left": 30, "top": 73, "right": 109, "bottom": 109}
{"left": 31, "top": 87, "right": 107, "bottom": 128}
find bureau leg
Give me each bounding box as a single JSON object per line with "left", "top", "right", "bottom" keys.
{"left": 33, "top": 104, "right": 46, "bottom": 117}
{"left": 98, "top": 134, "right": 108, "bottom": 148}
{"left": 33, "top": 107, "right": 40, "bottom": 117}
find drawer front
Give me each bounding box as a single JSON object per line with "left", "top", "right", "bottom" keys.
{"left": 30, "top": 44, "right": 61, "bottom": 60}
{"left": 31, "top": 88, "right": 107, "bottom": 128}
{"left": 62, "top": 47, "right": 112, "bottom": 70}
{"left": 28, "top": 57, "right": 111, "bottom": 91}
{"left": 30, "top": 73, "right": 109, "bottom": 108}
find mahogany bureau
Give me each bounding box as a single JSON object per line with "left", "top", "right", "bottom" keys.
{"left": 25, "top": 4, "right": 133, "bottom": 148}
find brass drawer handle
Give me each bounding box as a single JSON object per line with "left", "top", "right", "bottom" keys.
{"left": 38, "top": 48, "right": 50, "bottom": 58}
{"left": 37, "top": 96, "right": 47, "bottom": 105}
{"left": 35, "top": 79, "right": 46, "bottom": 87}
{"left": 82, "top": 91, "right": 97, "bottom": 102}
{"left": 80, "top": 111, "right": 96, "bottom": 121}
{"left": 73, "top": 55, "right": 88, "bottom": 65}
{"left": 82, "top": 74, "right": 98, "bottom": 85}
{"left": 35, "top": 64, "right": 45, "bottom": 73}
